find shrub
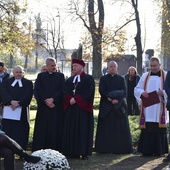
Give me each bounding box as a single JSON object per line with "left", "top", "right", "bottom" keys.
{"left": 30, "top": 98, "right": 37, "bottom": 110}
{"left": 128, "top": 115, "right": 140, "bottom": 147}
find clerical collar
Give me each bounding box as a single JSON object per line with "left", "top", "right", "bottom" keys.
{"left": 11, "top": 79, "right": 23, "bottom": 87}
{"left": 150, "top": 71, "right": 161, "bottom": 77}
{"left": 72, "top": 71, "right": 85, "bottom": 83}
{"left": 48, "top": 71, "right": 53, "bottom": 74}
{"left": 109, "top": 73, "right": 116, "bottom": 77}
{"left": 73, "top": 75, "right": 80, "bottom": 83}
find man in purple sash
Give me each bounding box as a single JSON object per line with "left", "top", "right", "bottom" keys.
{"left": 134, "top": 57, "right": 168, "bottom": 156}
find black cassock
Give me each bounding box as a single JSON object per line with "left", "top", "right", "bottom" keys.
{"left": 95, "top": 74, "right": 133, "bottom": 154}
{"left": 32, "top": 71, "right": 65, "bottom": 152}
{"left": 1, "top": 77, "right": 33, "bottom": 150}
{"left": 62, "top": 72, "right": 95, "bottom": 156}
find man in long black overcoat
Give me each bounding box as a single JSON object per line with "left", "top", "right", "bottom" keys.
{"left": 32, "top": 57, "right": 65, "bottom": 152}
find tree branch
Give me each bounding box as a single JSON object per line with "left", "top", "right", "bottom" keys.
{"left": 114, "top": 18, "right": 136, "bottom": 36}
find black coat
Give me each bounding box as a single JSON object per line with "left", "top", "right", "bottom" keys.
{"left": 2, "top": 72, "right": 10, "bottom": 81}
{"left": 32, "top": 71, "right": 65, "bottom": 152}
{"left": 124, "top": 73, "right": 140, "bottom": 98}
{"left": 165, "top": 71, "right": 170, "bottom": 110}
{"left": 95, "top": 74, "right": 133, "bottom": 153}
{"left": 0, "top": 72, "right": 10, "bottom": 104}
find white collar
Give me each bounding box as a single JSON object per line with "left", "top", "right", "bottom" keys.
{"left": 73, "top": 75, "right": 81, "bottom": 83}
{"left": 11, "top": 79, "right": 23, "bottom": 87}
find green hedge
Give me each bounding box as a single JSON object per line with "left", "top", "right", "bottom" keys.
{"left": 128, "top": 115, "right": 140, "bottom": 147}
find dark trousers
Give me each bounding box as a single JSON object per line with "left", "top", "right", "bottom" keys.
{"left": 0, "top": 148, "right": 14, "bottom": 170}
{"left": 127, "top": 96, "right": 140, "bottom": 115}
{"left": 0, "top": 135, "right": 23, "bottom": 170}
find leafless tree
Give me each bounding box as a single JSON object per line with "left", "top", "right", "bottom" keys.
{"left": 68, "top": 0, "right": 104, "bottom": 79}
{"left": 160, "top": 0, "right": 170, "bottom": 70}
{"left": 35, "top": 12, "right": 65, "bottom": 62}
{"left": 110, "top": 0, "right": 143, "bottom": 75}
{"left": 131, "top": 0, "right": 143, "bottom": 75}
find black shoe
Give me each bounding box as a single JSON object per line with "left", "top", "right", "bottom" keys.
{"left": 66, "top": 154, "right": 80, "bottom": 159}
{"left": 24, "top": 154, "right": 41, "bottom": 163}
{"left": 163, "top": 154, "right": 170, "bottom": 162}
{"left": 81, "top": 155, "right": 88, "bottom": 160}
{"left": 142, "top": 153, "right": 153, "bottom": 156}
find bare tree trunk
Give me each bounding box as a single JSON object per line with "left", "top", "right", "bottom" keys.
{"left": 24, "top": 55, "right": 28, "bottom": 69}
{"left": 70, "top": 0, "right": 104, "bottom": 78}
{"left": 9, "top": 54, "right": 13, "bottom": 68}
{"left": 92, "top": 36, "right": 102, "bottom": 79}
{"left": 88, "top": 0, "right": 104, "bottom": 79}
{"left": 135, "top": 34, "right": 143, "bottom": 75}
{"left": 35, "top": 51, "right": 38, "bottom": 70}
{"left": 132, "top": 0, "right": 143, "bottom": 75}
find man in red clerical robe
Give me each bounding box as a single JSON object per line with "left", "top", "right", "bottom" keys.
{"left": 62, "top": 59, "right": 95, "bottom": 160}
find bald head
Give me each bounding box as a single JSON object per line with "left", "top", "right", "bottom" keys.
{"left": 108, "top": 61, "right": 118, "bottom": 75}
{"left": 13, "top": 65, "right": 24, "bottom": 79}
{"left": 40, "top": 64, "right": 47, "bottom": 72}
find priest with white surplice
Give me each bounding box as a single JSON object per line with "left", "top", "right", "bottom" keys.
{"left": 134, "top": 57, "right": 169, "bottom": 156}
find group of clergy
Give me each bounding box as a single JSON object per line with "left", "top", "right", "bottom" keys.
{"left": 1, "top": 56, "right": 170, "bottom": 162}
{"left": 0, "top": 58, "right": 94, "bottom": 160}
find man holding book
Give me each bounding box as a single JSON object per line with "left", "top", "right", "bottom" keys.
{"left": 134, "top": 57, "right": 169, "bottom": 157}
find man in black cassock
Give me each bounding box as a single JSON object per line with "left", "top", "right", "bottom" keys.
{"left": 1, "top": 65, "right": 33, "bottom": 150}
{"left": 95, "top": 61, "right": 133, "bottom": 154}
{"left": 32, "top": 57, "right": 65, "bottom": 152}
{"left": 62, "top": 59, "right": 95, "bottom": 160}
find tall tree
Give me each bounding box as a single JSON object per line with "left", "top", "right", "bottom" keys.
{"left": 22, "top": 19, "right": 35, "bottom": 70}
{"left": 69, "top": 0, "right": 104, "bottom": 79}
{"left": 160, "top": 0, "right": 170, "bottom": 70}
{"left": 36, "top": 12, "right": 65, "bottom": 62}
{"left": 88, "top": 0, "right": 104, "bottom": 79}
{"left": 34, "top": 13, "right": 42, "bottom": 70}
{"left": 131, "top": 0, "right": 143, "bottom": 75}
{"left": 0, "top": 0, "right": 35, "bottom": 68}
{"left": 110, "top": 0, "right": 143, "bottom": 75}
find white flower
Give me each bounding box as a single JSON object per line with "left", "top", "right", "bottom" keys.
{"left": 23, "top": 149, "right": 70, "bottom": 170}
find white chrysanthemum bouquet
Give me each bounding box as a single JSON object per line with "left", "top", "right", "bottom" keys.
{"left": 23, "top": 149, "right": 70, "bottom": 170}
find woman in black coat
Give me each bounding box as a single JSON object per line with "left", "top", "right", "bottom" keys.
{"left": 124, "top": 66, "right": 140, "bottom": 115}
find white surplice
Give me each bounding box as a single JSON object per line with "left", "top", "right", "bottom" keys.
{"left": 134, "top": 72, "right": 169, "bottom": 123}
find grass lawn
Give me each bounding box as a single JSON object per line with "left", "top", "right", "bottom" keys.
{"left": 0, "top": 110, "right": 169, "bottom": 170}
